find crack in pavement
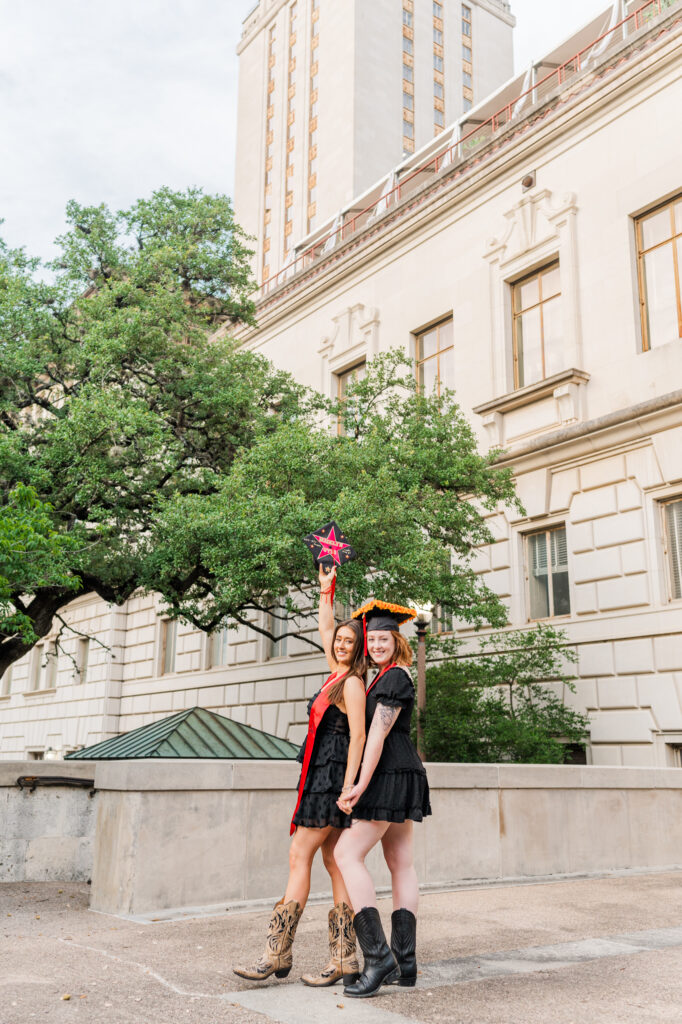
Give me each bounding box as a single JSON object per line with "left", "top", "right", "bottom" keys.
{"left": 57, "top": 924, "right": 682, "bottom": 1024}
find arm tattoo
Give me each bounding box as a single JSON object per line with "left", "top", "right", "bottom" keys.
{"left": 375, "top": 702, "right": 399, "bottom": 734}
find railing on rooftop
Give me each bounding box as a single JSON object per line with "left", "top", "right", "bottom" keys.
{"left": 257, "top": 0, "right": 679, "bottom": 301}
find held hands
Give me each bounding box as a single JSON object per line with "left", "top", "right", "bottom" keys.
{"left": 337, "top": 782, "right": 364, "bottom": 814}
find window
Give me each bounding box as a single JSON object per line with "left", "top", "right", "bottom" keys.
{"left": 31, "top": 641, "right": 57, "bottom": 691}
{"left": 403, "top": 120, "right": 414, "bottom": 139}
{"left": 162, "top": 619, "right": 177, "bottom": 675}
{"left": 463, "top": 44, "right": 472, "bottom": 60}
{"left": 415, "top": 317, "right": 454, "bottom": 395}
{"left": 268, "top": 600, "right": 289, "bottom": 658}
{"left": 403, "top": 37, "right": 413, "bottom": 55}
{"left": 211, "top": 623, "right": 231, "bottom": 667}
{"left": 462, "top": 20, "right": 471, "bottom": 36}
{"left": 434, "top": 80, "right": 444, "bottom": 99}
{"left": 434, "top": 109, "right": 444, "bottom": 127}
{"left": 663, "top": 498, "right": 682, "bottom": 599}
{"left": 0, "top": 666, "right": 12, "bottom": 697}
{"left": 462, "top": 71, "right": 472, "bottom": 88}
{"left": 432, "top": 605, "right": 454, "bottom": 634}
{"left": 433, "top": 0, "right": 443, "bottom": 14}
{"left": 403, "top": 63, "right": 414, "bottom": 82}
{"left": 636, "top": 196, "right": 682, "bottom": 351}
{"left": 337, "top": 361, "right": 366, "bottom": 434}
{"left": 77, "top": 638, "right": 89, "bottom": 683}
{"left": 463, "top": 97, "right": 472, "bottom": 112}
{"left": 28, "top": 750, "right": 45, "bottom": 760}
{"left": 433, "top": 28, "right": 443, "bottom": 44}
{"left": 433, "top": 54, "right": 444, "bottom": 71}
{"left": 512, "top": 262, "right": 562, "bottom": 388}
{"left": 403, "top": 91, "right": 414, "bottom": 111}
{"left": 403, "top": 9, "right": 413, "bottom": 26}
{"left": 526, "top": 526, "right": 570, "bottom": 620}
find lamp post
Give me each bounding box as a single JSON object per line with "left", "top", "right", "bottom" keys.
{"left": 414, "top": 604, "right": 433, "bottom": 760}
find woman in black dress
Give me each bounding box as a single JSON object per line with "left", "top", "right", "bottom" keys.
{"left": 334, "top": 600, "right": 431, "bottom": 998}
{"left": 234, "top": 565, "right": 366, "bottom": 986}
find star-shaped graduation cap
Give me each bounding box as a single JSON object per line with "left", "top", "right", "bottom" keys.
{"left": 303, "top": 521, "right": 357, "bottom": 568}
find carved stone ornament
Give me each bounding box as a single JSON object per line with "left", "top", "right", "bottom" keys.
{"left": 484, "top": 189, "right": 578, "bottom": 267}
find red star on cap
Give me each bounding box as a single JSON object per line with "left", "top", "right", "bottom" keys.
{"left": 313, "top": 525, "right": 349, "bottom": 566}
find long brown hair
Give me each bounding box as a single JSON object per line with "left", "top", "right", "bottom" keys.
{"left": 326, "top": 619, "right": 366, "bottom": 706}
{"left": 368, "top": 630, "right": 413, "bottom": 669}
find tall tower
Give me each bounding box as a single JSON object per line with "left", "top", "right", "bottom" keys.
{"left": 234, "top": 0, "right": 515, "bottom": 284}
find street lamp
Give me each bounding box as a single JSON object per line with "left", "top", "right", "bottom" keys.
{"left": 413, "top": 604, "right": 433, "bottom": 760}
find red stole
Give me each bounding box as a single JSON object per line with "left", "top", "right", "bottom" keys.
{"left": 365, "top": 662, "right": 397, "bottom": 698}
{"left": 290, "top": 672, "right": 340, "bottom": 835}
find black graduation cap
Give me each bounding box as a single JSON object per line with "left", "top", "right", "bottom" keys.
{"left": 303, "top": 521, "right": 357, "bottom": 569}
{"left": 353, "top": 599, "right": 416, "bottom": 633}
{"left": 352, "top": 599, "right": 417, "bottom": 653}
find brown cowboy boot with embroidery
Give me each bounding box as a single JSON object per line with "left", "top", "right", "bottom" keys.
{"left": 301, "top": 901, "right": 360, "bottom": 987}
{"left": 233, "top": 897, "right": 303, "bottom": 981}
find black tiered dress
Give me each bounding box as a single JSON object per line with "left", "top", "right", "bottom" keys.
{"left": 353, "top": 666, "right": 431, "bottom": 823}
{"left": 291, "top": 691, "right": 353, "bottom": 830}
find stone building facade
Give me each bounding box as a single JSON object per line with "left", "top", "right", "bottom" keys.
{"left": 2, "top": 2, "right": 682, "bottom": 766}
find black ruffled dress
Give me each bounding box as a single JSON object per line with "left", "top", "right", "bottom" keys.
{"left": 353, "top": 666, "right": 431, "bottom": 823}
{"left": 291, "top": 692, "right": 353, "bottom": 830}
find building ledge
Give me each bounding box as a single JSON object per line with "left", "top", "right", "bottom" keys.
{"left": 473, "top": 368, "right": 590, "bottom": 448}
{"left": 22, "top": 688, "right": 56, "bottom": 698}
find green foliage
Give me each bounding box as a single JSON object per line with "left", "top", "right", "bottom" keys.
{"left": 0, "top": 187, "right": 520, "bottom": 675}
{"left": 0, "top": 484, "right": 80, "bottom": 644}
{"left": 419, "top": 625, "right": 589, "bottom": 763}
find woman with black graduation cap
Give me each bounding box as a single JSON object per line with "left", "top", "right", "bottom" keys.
{"left": 233, "top": 563, "right": 367, "bottom": 987}
{"left": 333, "top": 600, "right": 431, "bottom": 998}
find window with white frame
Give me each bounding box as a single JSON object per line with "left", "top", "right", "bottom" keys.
{"left": 210, "top": 623, "right": 231, "bottom": 667}
{"left": 267, "top": 598, "right": 289, "bottom": 659}
{"left": 77, "top": 637, "right": 90, "bottom": 683}
{"left": 663, "top": 498, "right": 682, "bottom": 600}
{"left": 526, "top": 525, "right": 570, "bottom": 620}
{"left": 31, "top": 640, "right": 57, "bottom": 691}
{"left": 161, "top": 619, "right": 177, "bottom": 675}
{"left": 0, "top": 666, "right": 12, "bottom": 697}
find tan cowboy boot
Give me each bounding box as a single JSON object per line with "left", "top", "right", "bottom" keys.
{"left": 301, "top": 902, "right": 360, "bottom": 987}
{"left": 233, "top": 897, "right": 303, "bottom": 981}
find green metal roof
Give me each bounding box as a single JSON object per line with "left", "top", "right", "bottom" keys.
{"left": 65, "top": 706, "right": 299, "bottom": 760}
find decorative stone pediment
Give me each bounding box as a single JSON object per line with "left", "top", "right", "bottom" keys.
{"left": 485, "top": 189, "right": 577, "bottom": 267}
{"left": 319, "top": 303, "right": 379, "bottom": 370}
{"left": 482, "top": 187, "right": 583, "bottom": 406}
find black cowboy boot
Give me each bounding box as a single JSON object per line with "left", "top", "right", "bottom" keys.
{"left": 343, "top": 906, "right": 399, "bottom": 998}
{"left": 385, "top": 908, "right": 417, "bottom": 987}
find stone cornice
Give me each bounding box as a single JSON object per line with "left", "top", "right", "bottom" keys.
{"left": 496, "top": 388, "right": 682, "bottom": 473}
{"left": 235, "top": 12, "right": 682, "bottom": 343}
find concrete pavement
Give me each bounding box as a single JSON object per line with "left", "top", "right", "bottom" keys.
{"left": 1, "top": 870, "right": 681, "bottom": 1023}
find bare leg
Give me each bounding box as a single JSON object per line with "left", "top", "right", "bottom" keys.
{"left": 321, "top": 830, "right": 353, "bottom": 908}
{"left": 381, "top": 820, "right": 418, "bottom": 914}
{"left": 284, "top": 825, "right": 333, "bottom": 910}
{"left": 334, "top": 819, "right": 389, "bottom": 911}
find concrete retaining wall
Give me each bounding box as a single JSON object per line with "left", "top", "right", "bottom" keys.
{"left": 2, "top": 760, "right": 682, "bottom": 915}
{"left": 90, "top": 760, "right": 682, "bottom": 917}
{"left": 0, "top": 762, "right": 96, "bottom": 882}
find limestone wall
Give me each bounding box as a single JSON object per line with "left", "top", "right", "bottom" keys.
{"left": 86, "top": 760, "right": 682, "bottom": 918}
{"left": 0, "top": 761, "right": 96, "bottom": 882}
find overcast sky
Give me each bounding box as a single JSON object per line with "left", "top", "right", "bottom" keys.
{"left": 0, "top": 0, "right": 614, "bottom": 263}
